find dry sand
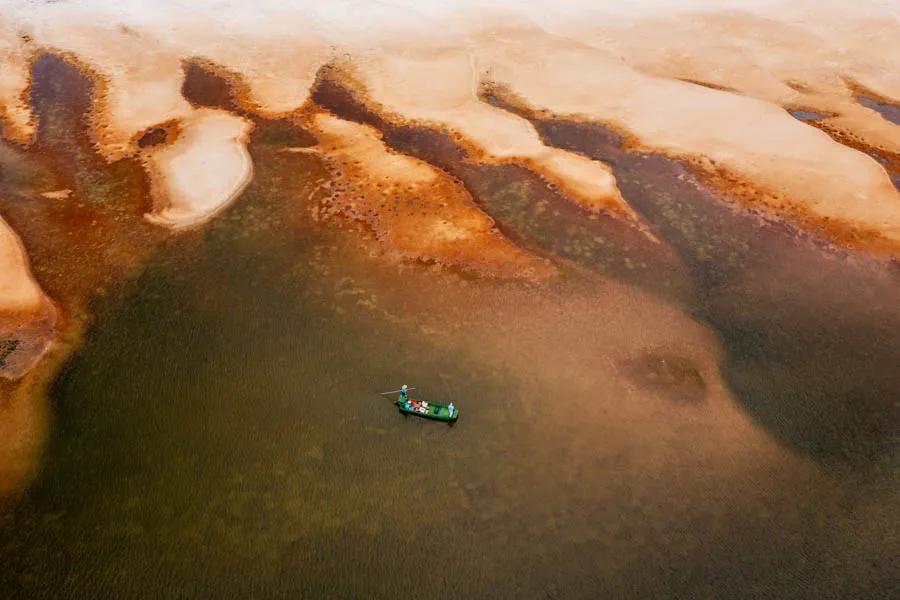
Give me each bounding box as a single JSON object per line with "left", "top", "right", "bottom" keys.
{"left": 0, "top": 216, "right": 47, "bottom": 317}
{"left": 143, "top": 108, "right": 254, "bottom": 229}
{"left": 476, "top": 30, "right": 900, "bottom": 246}
{"left": 0, "top": 0, "right": 896, "bottom": 384}
{"left": 338, "top": 52, "right": 635, "bottom": 220}
{"left": 0, "top": 215, "right": 55, "bottom": 381}
{"left": 0, "top": 0, "right": 895, "bottom": 249}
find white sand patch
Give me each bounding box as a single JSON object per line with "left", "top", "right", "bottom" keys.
{"left": 39, "top": 189, "right": 72, "bottom": 200}
{"left": 0, "top": 216, "right": 46, "bottom": 316}
{"left": 143, "top": 108, "right": 254, "bottom": 230}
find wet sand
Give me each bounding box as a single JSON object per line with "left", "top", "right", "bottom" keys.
{"left": 304, "top": 110, "right": 548, "bottom": 278}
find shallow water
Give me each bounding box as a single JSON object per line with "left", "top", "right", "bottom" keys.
{"left": 788, "top": 109, "right": 827, "bottom": 122}
{"left": 2, "top": 132, "right": 898, "bottom": 599}
{"left": 520, "top": 116, "right": 900, "bottom": 465}
{"left": 858, "top": 95, "right": 900, "bottom": 126}
{"left": 0, "top": 55, "right": 898, "bottom": 600}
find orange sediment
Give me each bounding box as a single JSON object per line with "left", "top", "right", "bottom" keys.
{"left": 304, "top": 110, "right": 552, "bottom": 279}
{"left": 0, "top": 0, "right": 896, "bottom": 389}
{"left": 322, "top": 56, "right": 638, "bottom": 223}
{"left": 1, "top": 3, "right": 897, "bottom": 253}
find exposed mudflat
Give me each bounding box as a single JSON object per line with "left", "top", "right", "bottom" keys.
{"left": 0, "top": 1, "right": 897, "bottom": 598}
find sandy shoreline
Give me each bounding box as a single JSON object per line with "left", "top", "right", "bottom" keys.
{"left": 0, "top": 0, "right": 896, "bottom": 386}
{"left": 0, "top": 216, "right": 56, "bottom": 380}
{"left": 0, "top": 1, "right": 895, "bottom": 251}
{"left": 0, "top": 216, "right": 47, "bottom": 317}
{"left": 306, "top": 110, "right": 551, "bottom": 278}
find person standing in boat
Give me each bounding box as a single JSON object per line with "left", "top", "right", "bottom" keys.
{"left": 399, "top": 384, "right": 410, "bottom": 405}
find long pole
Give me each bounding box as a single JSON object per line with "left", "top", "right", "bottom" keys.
{"left": 378, "top": 387, "right": 416, "bottom": 396}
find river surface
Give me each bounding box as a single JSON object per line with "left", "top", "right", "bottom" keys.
{"left": 1, "top": 71, "right": 898, "bottom": 599}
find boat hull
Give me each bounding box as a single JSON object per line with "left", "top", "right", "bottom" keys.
{"left": 396, "top": 397, "right": 459, "bottom": 422}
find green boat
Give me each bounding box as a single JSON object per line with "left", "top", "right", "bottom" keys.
{"left": 396, "top": 396, "right": 459, "bottom": 422}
